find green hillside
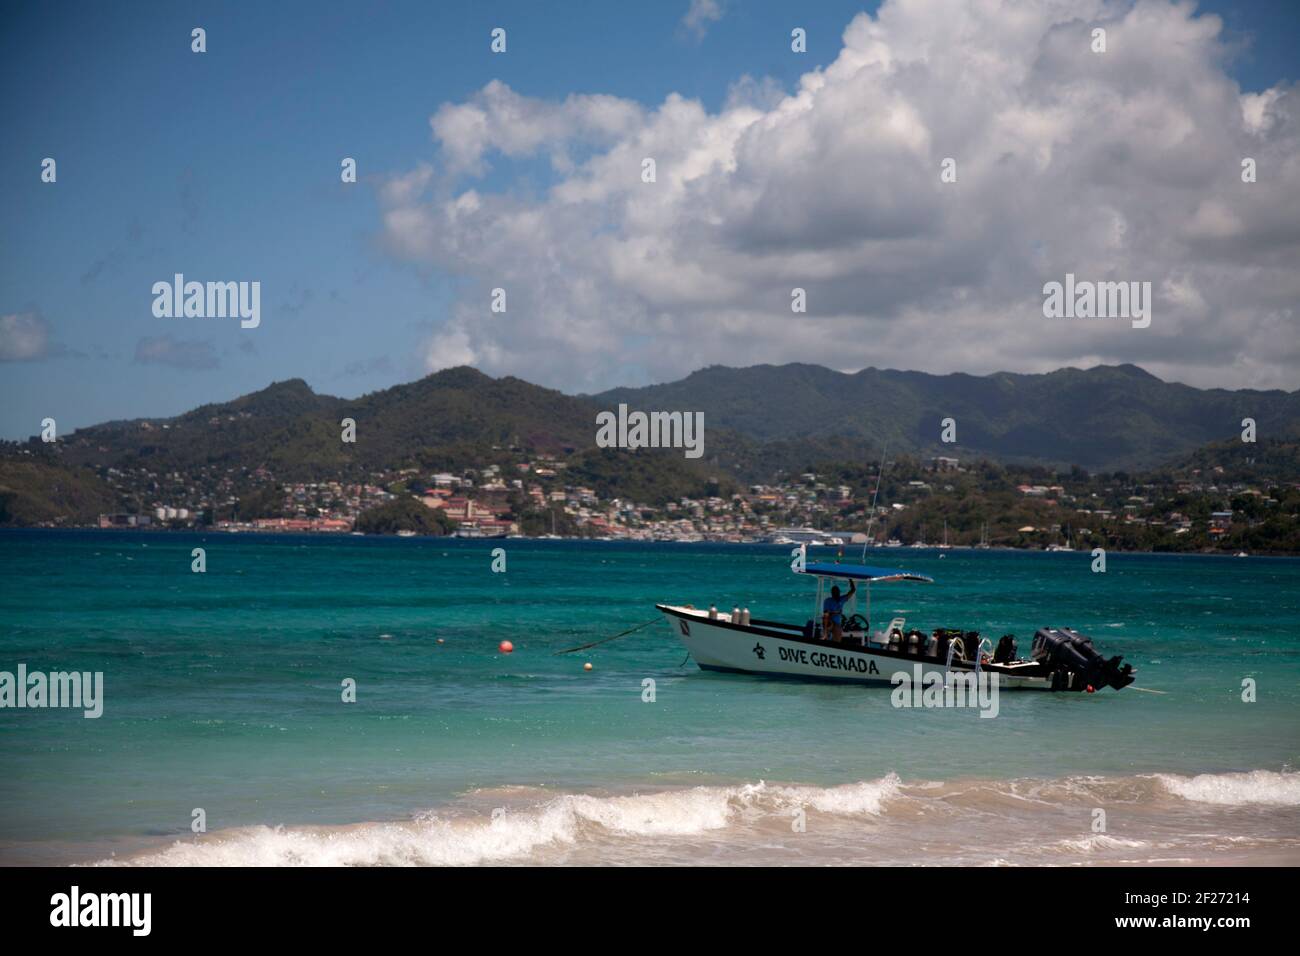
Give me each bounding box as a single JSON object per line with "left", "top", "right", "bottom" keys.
{"left": 37, "top": 366, "right": 719, "bottom": 507}
{"left": 56, "top": 367, "right": 597, "bottom": 480}
{"left": 5, "top": 362, "right": 1296, "bottom": 531}
{"left": 594, "top": 363, "right": 1300, "bottom": 473}
{"left": 0, "top": 459, "right": 119, "bottom": 526}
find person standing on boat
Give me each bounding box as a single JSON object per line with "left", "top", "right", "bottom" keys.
{"left": 821, "top": 581, "right": 856, "bottom": 642}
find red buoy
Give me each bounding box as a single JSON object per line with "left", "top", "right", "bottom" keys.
{"left": 1086, "top": 685, "right": 1095, "bottom": 694}
{"left": 499, "top": 640, "right": 514, "bottom": 654}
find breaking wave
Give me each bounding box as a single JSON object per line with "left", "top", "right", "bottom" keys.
{"left": 93, "top": 769, "right": 1299, "bottom": 867}
{"left": 98, "top": 775, "right": 903, "bottom": 867}
{"left": 1151, "top": 770, "right": 1300, "bottom": 806}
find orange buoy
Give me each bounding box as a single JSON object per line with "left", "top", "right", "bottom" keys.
{"left": 499, "top": 640, "right": 514, "bottom": 654}
{"left": 583, "top": 662, "right": 593, "bottom": 671}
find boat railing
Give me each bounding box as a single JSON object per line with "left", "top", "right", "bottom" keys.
{"left": 973, "top": 636, "right": 993, "bottom": 679}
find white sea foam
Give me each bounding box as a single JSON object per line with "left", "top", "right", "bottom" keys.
{"left": 762, "top": 774, "right": 903, "bottom": 816}
{"left": 562, "top": 788, "right": 735, "bottom": 836}
{"left": 99, "top": 776, "right": 904, "bottom": 867}
{"left": 1152, "top": 770, "right": 1300, "bottom": 806}
{"left": 101, "top": 806, "right": 580, "bottom": 867}
{"left": 94, "top": 770, "right": 1299, "bottom": 866}
{"left": 1051, "top": 834, "right": 1150, "bottom": 854}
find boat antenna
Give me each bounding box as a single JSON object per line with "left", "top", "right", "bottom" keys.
{"left": 861, "top": 442, "right": 888, "bottom": 563}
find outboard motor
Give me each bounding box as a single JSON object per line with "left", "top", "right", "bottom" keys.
{"left": 1031, "top": 627, "right": 1135, "bottom": 691}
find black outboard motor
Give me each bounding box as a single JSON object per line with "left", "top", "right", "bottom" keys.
{"left": 1031, "top": 627, "right": 1135, "bottom": 691}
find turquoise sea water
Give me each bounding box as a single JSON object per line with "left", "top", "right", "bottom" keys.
{"left": 1, "top": 530, "right": 1297, "bottom": 865}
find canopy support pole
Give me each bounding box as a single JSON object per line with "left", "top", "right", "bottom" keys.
{"left": 814, "top": 577, "right": 824, "bottom": 637}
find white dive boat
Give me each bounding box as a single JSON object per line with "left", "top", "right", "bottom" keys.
{"left": 657, "top": 559, "right": 1136, "bottom": 692}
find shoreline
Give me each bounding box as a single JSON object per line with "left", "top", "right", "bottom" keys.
{"left": 2, "top": 526, "right": 1296, "bottom": 558}
{"left": 6, "top": 767, "right": 1296, "bottom": 868}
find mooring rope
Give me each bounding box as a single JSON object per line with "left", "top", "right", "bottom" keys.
{"left": 553, "top": 617, "right": 661, "bottom": 655}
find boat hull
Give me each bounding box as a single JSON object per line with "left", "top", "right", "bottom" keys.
{"left": 657, "top": 604, "right": 1054, "bottom": 690}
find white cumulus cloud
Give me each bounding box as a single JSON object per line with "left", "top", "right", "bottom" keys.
{"left": 379, "top": 0, "right": 1300, "bottom": 391}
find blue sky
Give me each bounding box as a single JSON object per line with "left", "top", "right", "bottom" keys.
{"left": 2, "top": 0, "right": 1297, "bottom": 439}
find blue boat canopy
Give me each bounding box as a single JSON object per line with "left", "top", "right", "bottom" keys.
{"left": 798, "top": 562, "right": 934, "bottom": 584}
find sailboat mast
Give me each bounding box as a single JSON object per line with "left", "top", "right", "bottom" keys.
{"left": 860, "top": 443, "right": 888, "bottom": 562}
